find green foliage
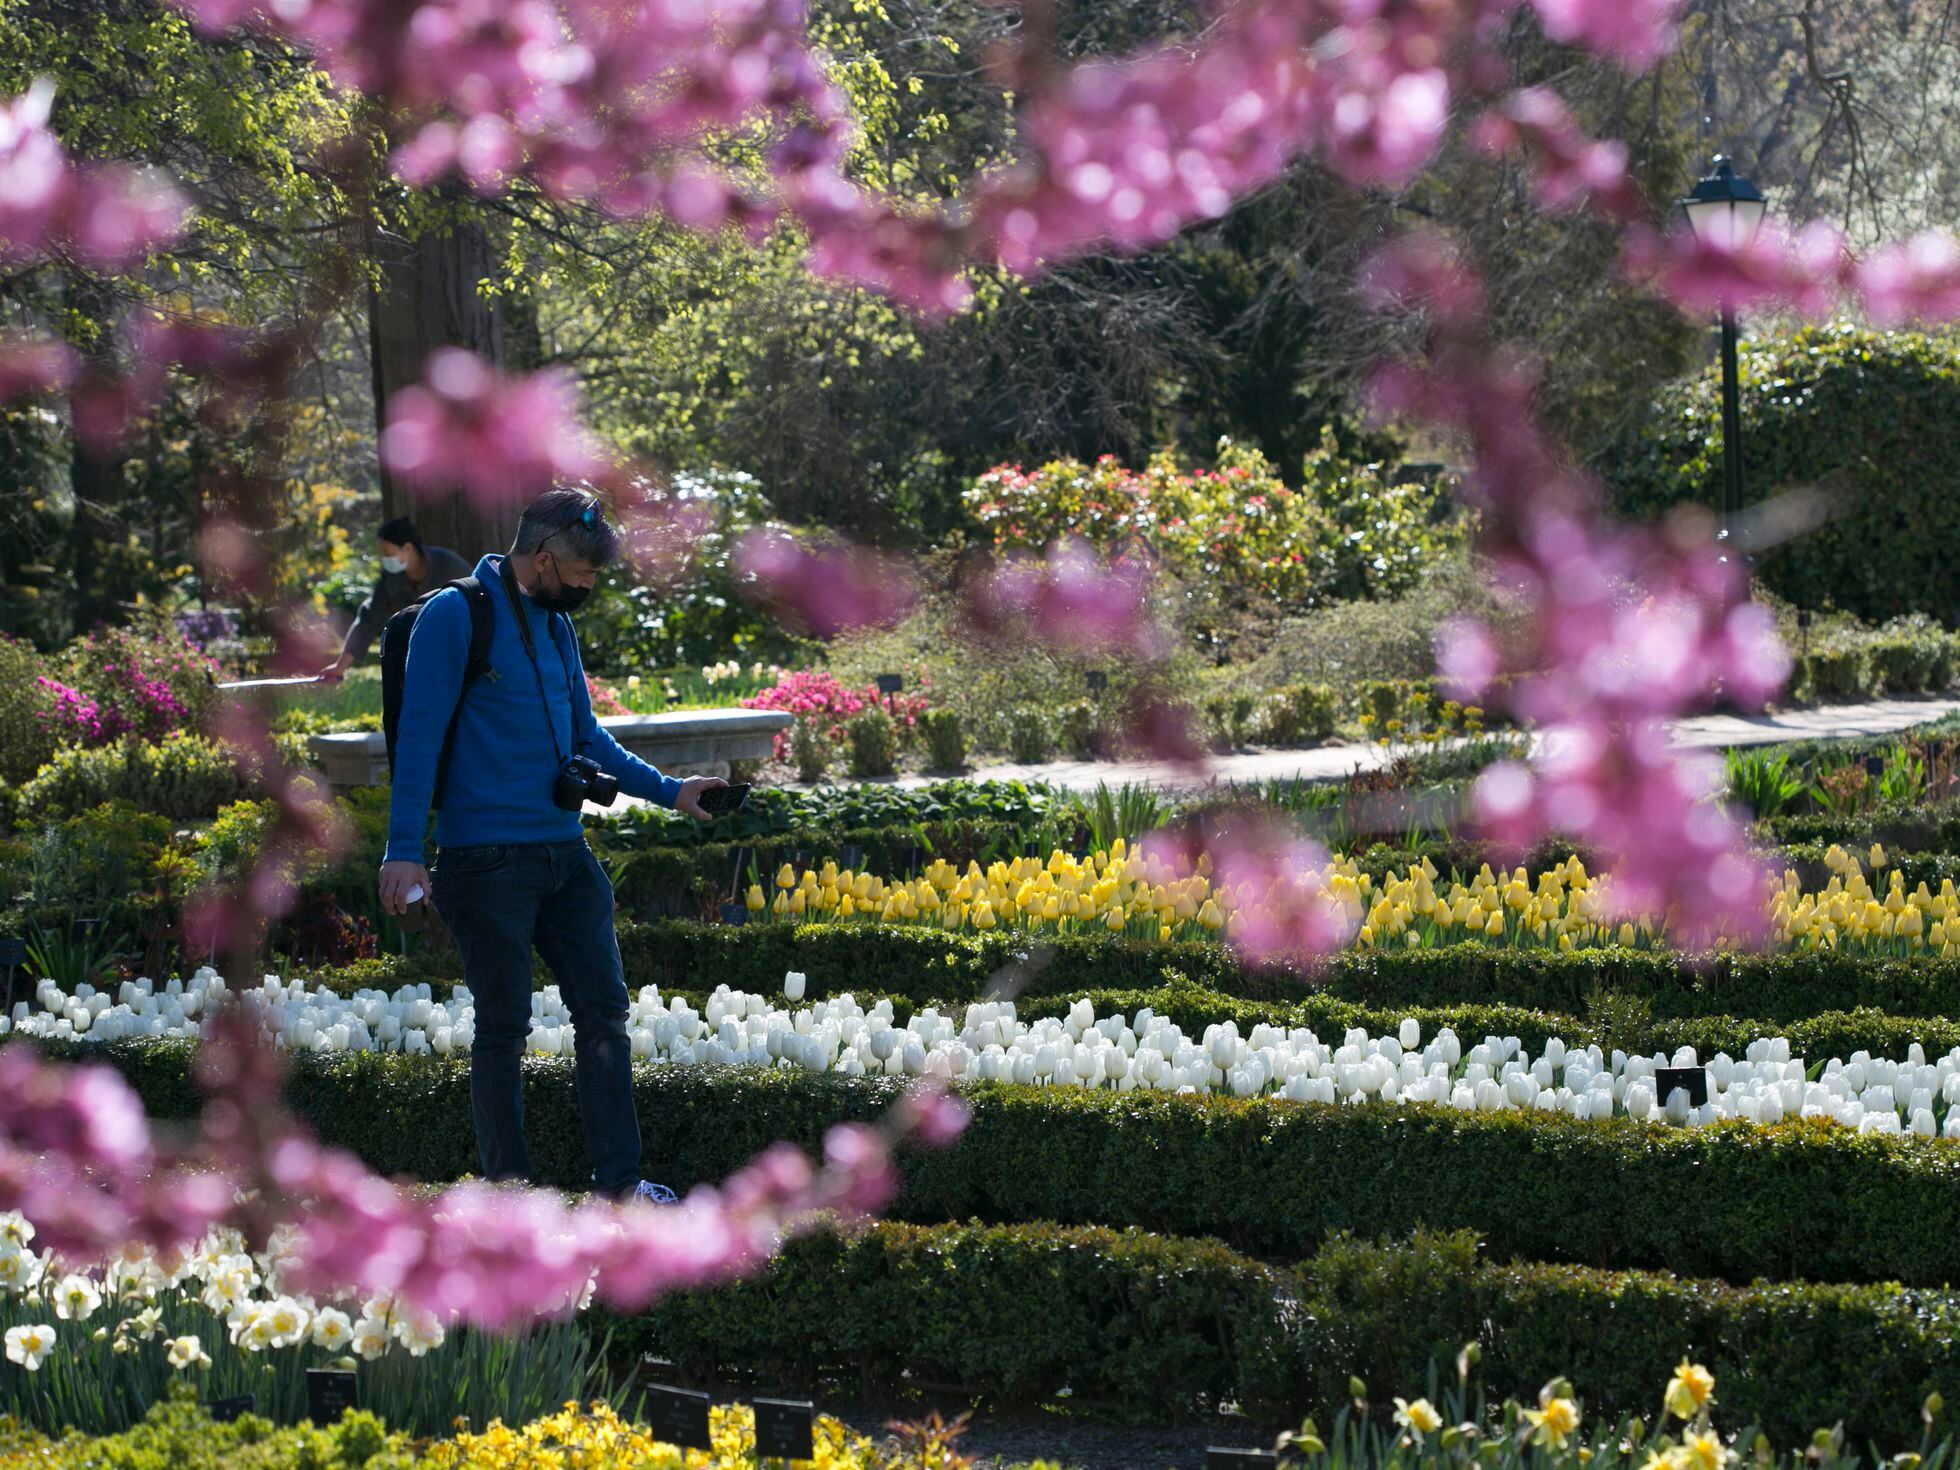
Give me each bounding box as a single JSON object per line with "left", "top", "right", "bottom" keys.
{"left": 920, "top": 708, "right": 966, "bottom": 771}
{"left": 845, "top": 706, "right": 898, "bottom": 778}
{"left": 13, "top": 801, "right": 174, "bottom": 916}
{"left": 1057, "top": 698, "right": 1102, "bottom": 758}
{"left": 593, "top": 778, "right": 1057, "bottom": 850}
{"left": 610, "top": 1219, "right": 1960, "bottom": 1445}
{"left": 1724, "top": 748, "right": 1805, "bottom": 820}
{"left": 0, "top": 634, "right": 57, "bottom": 785}
{"left": 965, "top": 433, "right": 1466, "bottom": 613}
{"left": 572, "top": 471, "right": 810, "bottom": 671}
{"left": 1255, "top": 682, "right": 1339, "bottom": 744}
{"left": 601, "top": 920, "right": 1960, "bottom": 1025}
{"left": 790, "top": 715, "right": 832, "bottom": 784}
{"left": 1203, "top": 689, "right": 1258, "bottom": 750}
{"left": 0, "top": 1389, "right": 403, "bottom": 1470}
{"left": 14, "top": 733, "right": 258, "bottom": 822}
{"left": 1604, "top": 324, "right": 1960, "bottom": 622}
{"left": 66, "top": 1041, "right": 1960, "bottom": 1290}
{"left": 1005, "top": 707, "right": 1055, "bottom": 764}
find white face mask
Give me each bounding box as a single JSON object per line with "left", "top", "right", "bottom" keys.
{"left": 380, "top": 555, "right": 408, "bottom": 575}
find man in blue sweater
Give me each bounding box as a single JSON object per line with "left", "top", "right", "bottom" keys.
{"left": 377, "top": 487, "right": 724, "bottom": 1202}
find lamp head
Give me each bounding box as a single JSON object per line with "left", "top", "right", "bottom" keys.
{"left": 1680, "top": 156, "right": 1767, "bottom": 251}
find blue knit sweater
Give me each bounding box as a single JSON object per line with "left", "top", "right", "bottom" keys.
{"left": 384, "top": 553, "right": 680, "bottom": 864}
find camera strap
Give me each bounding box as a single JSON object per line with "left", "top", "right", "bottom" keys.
{"left": 497, "top": 556, "right": 576, "bottom": 767}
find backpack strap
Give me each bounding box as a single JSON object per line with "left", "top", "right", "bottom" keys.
{"left": 430, "top": 576, "right": 497, "bottom": 810}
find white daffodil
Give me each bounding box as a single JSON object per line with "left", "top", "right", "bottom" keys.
{"left": 310, "top": 1307, "right": 354, "bottom": 1352}
{"left": 122, "top": 1306, "right": 164, "bottom": 1341}
{"left": 4, "top": 1323, "right": 55, "bottom": 1371}
{"left": 52, "top": 1274, "right": 103, "bottom": 1322}
{"left": 0, "top": 1247, "right": 47, "bottom": 1295}
{"left": 0, "top": 1212, "right": 34, "bottom": 1249}
{"left": 392, "top": 1312, "right": 445, "bottom": 1357}
{"left": 350, "top": 1316, "right": 391, "bottom": 1361}
{"left": 165, "top": 1334, "right": 210, "bottom": 1370}
{"left": 264, "top": 1296, "right": 310, "bottom": 1349}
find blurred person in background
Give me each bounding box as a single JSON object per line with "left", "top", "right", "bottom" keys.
{"left": 318, "top": 515, "right": 471, "bottom": 682}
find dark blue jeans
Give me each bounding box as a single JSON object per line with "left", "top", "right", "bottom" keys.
{"left": 431, "top": 838, "right": 641, "bottom": 1196}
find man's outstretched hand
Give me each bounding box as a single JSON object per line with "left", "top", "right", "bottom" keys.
{"left": 674, "top": 775, "right": 729, "bottom": 822}
{"left": 378, "top": 860, "right": 432, "bottom": 915}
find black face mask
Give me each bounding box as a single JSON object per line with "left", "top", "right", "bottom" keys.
{"left": 532, "top": 559, "right": 592, "bottom": 615}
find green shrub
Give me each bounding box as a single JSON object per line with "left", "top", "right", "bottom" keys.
{"left": 12, "top": 801, "right": 175, "bottom": 916}
{"left": 1603, "top": 323, "right": 1960, "bottom": 622}
{"left": 15, "top": 733, "right": 259, "bottom": 822}
{"left": 0, "top": 633, "right": 57, "bottom": 787}
{"left": 605, "top": 1219, "right": 1960, "bottom": 1445}
{"left": 1006, "top": 707, "right": 1055, "bottom": 763}
{"left": 606, "top": 920, "right": 1960, "bottom": 1025}
{"left": 1800, "top": 646, "right": 1876, "bottom": 702}
{"left": 0, "top": 1391, "right": 404, "bottom": 1470}
{"left": 1256, "top": 682, "right": 1338, "bottom": 744}
{"left": 790, "top": 715, "right": 832, "bottom": 784}
{"left": 66, "top": 1041, "right": 1960, "bottom": 1288}
{"left": 1059, "top": 699, "right": 1101, "bottom": 759}
{"left": 845, "top": 706, "right": 898, "bottom": 778}
{"left": 1203, "top": 689, "right": 1258, "bottom": 750}
{"left": 920, "top": 708, "right": 967, "bottom": 771}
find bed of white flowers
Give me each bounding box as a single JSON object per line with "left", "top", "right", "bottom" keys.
{"left": 0, "top": 1211, "right": 605, "bottom": 1436}
{"left": 12, "top": 969, "right": 1960, "bottom": 1141}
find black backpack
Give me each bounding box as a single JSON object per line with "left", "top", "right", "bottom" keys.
{"left": 379, "top": 577, "right": 496, "bottom": 809}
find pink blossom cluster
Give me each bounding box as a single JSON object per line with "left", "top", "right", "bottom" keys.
{"left": 1469, "top": 87, "right": 1641, "bottom": 219}
{"left": 1367, "top": 233, "right": 1787, "bottom": 941}
{"left": 731, "top": 528, "right": 918, "bottom": 640}
{"left": 0, "top": 1017, "right": 964, "bottom": 1325}
{"left": 963, "top": 536, "right": 1165, "bottom": 663}
{"left": 41, "top": 626, "right": 215, "bottom": 747}
{"left": 379, "top": 348, "right": 605, "bottom": 509}
{"left": 1142, "top": 812, "right": 1354, "bottom": 966}
{"left": 35, "top": 677, "right": 118, "bottom": 746}
{"left": 0, "top": 79, "right": 186, "bottom": 273}
{"left": 175, "top": 0, "right": 849, "bottom": 228}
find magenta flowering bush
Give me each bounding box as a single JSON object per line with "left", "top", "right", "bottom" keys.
{"left": 37, "top": 625, "right": 217, "bottom": 750}
{"left": 742, "top": 669, "right": 930, "bottom": 760}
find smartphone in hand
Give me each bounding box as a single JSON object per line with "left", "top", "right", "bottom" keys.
{"left": 696, "top": 783, "right": 752, "bottom": 818}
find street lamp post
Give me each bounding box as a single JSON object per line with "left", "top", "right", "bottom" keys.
{"left": 1678, "top": 157, "right": 1768, "bottom": 551}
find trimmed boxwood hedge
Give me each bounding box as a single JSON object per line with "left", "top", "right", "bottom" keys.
{"left": 616, "top": 1222, "right": 1960, "bottom": 1445}
{"left": 58, "top": 1041, "right": 1960, "bottom": 1286}
{"left": 614, "top": 920, "right": 1960, "bottom": 1023}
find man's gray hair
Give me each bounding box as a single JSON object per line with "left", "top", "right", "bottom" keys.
{"left": 512, "top": 485, "right": 621, "bottom": 566}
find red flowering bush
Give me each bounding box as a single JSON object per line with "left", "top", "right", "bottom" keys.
{"left": 39, "top": 623, "right": 217, "bottom": 750}
{"left": 965, "top": 432, "right": 1464, "bottom": 607}
{"left": 742, "top": 668, "right": 930, "bottom": 759}
{"left": 586, "top": 672, "right": 630, "bottom": 716}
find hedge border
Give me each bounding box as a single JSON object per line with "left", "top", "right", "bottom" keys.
{"left": 611, "top": 921, "right": 1960, "bottom": 1024}
{"left": 610, "top": 1220, "right": 1960, "bottom": 1446}
{"left": 50, "top": 1040, "right": 1960, "bottom": 1287}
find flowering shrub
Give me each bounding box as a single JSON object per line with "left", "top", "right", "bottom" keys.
{"left": 38, "top": 624, "right": 216, "bottom": 750}
{"left": 0, "top": 1213, "right": 604, "bottom": 1436}
{"left": 966, "top": 433, "right": 1465, "bottom": 609}
{"left": 15, "top": 732, "right": 258, "bottom": 822}
{"left": 0, "top": 636, "right": 57, "bottom": 786}
{"left": 742, "top": 668, "right": 929, "bottom": 759}
{"left": 584, "top": 673, "right": 628, "bottom": 717}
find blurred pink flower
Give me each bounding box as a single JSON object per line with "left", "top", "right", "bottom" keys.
{"left": 966, "top": 537, "right": 1163, "bottom": 661}
{"left": 0, "top": 334, "right": 76, "bottom": 400}
{"left": 1527, "top": 0, "right": 1687, "bottom": 69}
{"left": 731, "top": 528, "right": 917, "bottom": 639}
{"left": 1852, "top": 230, "right": 1960, "bottom": 326}
{"left": 379, "top": 348, "right": 605, "bottom": 508}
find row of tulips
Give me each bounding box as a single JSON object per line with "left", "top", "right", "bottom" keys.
{"left": 18, "top": 971, "right": 1960, "bottom": 1139}
{"left": 727, "top": 841, "right": 1960, "bottom": 956}
{"left": 0, "top": 1213, "right": 605, "bottom": 1437}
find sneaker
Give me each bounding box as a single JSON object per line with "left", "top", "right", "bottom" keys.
{"left": 632, "top": 1180, "right": 679, "bottom": 1205}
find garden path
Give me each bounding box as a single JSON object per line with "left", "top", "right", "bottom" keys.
{"left": 881, "top": 693, "right": 1960, "bottom": 796}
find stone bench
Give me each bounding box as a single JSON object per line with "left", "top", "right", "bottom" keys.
{"left": 308, "top": 708, "right": 791, "bottom": 789}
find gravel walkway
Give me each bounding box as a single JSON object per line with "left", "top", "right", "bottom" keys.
{"left": 869, "top": 693, "right": 1960, "bottom": 797}
{"left": 820, "top": 1398, "right": 1283, "bottom": 1470}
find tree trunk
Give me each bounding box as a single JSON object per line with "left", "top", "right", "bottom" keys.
{"left": 367, "top": 207, "right": 522, "bottom": 560}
